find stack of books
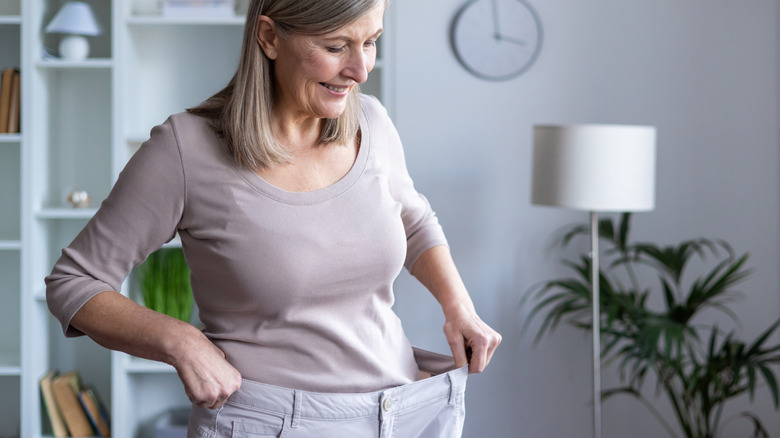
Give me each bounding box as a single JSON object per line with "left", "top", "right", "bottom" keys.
{"left": 162, "top": 0, "right": 236, "bottom": 19}
{"left": 0, "top": 68, "right": 20, "bottom": 134}
{"left": 40, "top": 370, "right": 111, "bottom": 437}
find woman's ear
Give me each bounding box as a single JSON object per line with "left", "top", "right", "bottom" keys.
{"left": 256, "top": 15, "right": 279, "bottom": 60}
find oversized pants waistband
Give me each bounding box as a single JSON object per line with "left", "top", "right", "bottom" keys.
{"left": 225, "top": 347, "right": 468, "bottom": 425}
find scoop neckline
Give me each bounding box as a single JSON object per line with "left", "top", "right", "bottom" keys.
{"left": 233, "top": 107, "right": 370, "bottom": 205}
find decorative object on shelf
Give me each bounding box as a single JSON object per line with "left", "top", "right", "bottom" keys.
{"left": 530, "top": 124, "right": 657, "bottom": 438}
{"left": 66, "top": 190, "right": 92, "bottom": 208}
{"left": 138, "top": 247, "right": 194, "bottom": 323}
{"left": 450, "top": 0, "right": 543, "bottom": 81}
{"left": 162, "top": 0, "right": 236, "bottom": 19}
{"left": 45, "top": 1, "right": 102, "bottom": 61}
{"left": 0, "top": 68, "right": 20, "bottom": 134}
{"left": 526, "top": 213, "right": 780, "bottom": 438}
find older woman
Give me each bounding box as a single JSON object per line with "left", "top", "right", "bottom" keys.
{"left": 46, "top": 0, "right": 501, "bottom": 436}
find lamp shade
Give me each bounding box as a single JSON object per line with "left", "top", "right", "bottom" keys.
{"left": 45, "top": 2, "right": 102, "bottom": 36}
{"left": 531, "top": 124, "right": 656, "bottom": 212}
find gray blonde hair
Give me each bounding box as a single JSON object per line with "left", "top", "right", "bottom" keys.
{"left": 188, "top": 0, "right": 388, "bottom": 170}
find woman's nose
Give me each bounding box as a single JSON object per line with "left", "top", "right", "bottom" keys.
{"left": 344, "top": 50, "right": 371, "bottom": 84}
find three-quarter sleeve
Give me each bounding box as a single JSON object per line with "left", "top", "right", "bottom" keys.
{"left": 46, "top": 118, "right": 186, "bottom": 337}
{"left": 369, "top": 96, "right": 448, "bottom": 272}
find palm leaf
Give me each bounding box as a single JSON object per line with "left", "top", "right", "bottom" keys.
{"left": 757, "top": 364, "right": 779, "bottom": 407}
{"left": 524, "top": 213, "right": 780, "bottom": 437}
{"left": 745, "top": 319, "right": 780, "bottom": 356}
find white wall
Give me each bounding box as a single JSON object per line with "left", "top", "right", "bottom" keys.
{"left": 389, "top": 0, "right": 780, "bottom": 436}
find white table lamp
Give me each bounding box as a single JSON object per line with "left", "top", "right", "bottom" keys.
{"left": 531, "top": 124, "right": 657, "bottom": 438}
{"left": 45, "top": 1, "right": 102, "bottom": 61}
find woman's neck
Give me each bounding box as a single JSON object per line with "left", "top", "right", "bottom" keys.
{"left": 272, "top": 109, "right": 325, "bottom": 153}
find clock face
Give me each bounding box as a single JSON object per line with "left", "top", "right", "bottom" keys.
{"left": 450, "top": 0, "right": 542, "bottom": 81}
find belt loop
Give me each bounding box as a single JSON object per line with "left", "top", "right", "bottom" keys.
{"left": 291, "top": 390, "right": 302, "bottom": 429}
{"left": 447, "top": 372, "right": 455, "bottom": 405}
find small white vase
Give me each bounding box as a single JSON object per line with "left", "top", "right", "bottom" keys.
{"left": 59, "top": 35, "right": 89, "bottom": 61}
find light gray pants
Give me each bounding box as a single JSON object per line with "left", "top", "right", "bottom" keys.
{"left": 188, "top": 348, "right": 468, "bottom": 438}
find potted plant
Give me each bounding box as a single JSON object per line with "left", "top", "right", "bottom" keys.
{"left": 526, "top": 213, "right": 780, "bottom": 438}
{"left": 137, "top": 247, "right": 194, "bottom": 323}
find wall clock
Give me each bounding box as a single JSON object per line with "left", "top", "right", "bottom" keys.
{"left": 450, "top": 0, "right": 543, "bottom": 81}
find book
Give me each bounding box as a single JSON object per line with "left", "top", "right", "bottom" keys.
{"left": 78, "top": 386, "right": 111, "bottom": 437}
{"left": 0, "top": 68, "right": 14, "bottom": 133}
{"left": 6, "top": 69, "right": 19, "bottom": 133}
{"left": 40, "top": 370, "right": 68, "bottom": 437}
{"left": 52, "top": 370, "right": 96, "bottom": 437}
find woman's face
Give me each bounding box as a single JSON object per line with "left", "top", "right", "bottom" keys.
{"left": 266, "top": 4, "right": 384, "bottom": 123}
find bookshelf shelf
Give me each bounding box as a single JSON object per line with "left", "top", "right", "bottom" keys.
{"left": 0, "top": 240, "right": 21, "bottom": 250}
{"left": 125, "top": 357, "right": 176, "bottom": 374}
{"left": 0, "top": 353, "right": 20, "bottom": 376}
{"left": 127, "top": 135, "right": 150, "bottom": 144}
{"left": 35, "top": 58, "right": 114, "bottom": 69}
{"left": 36, "top": 208, "right": 97, "bottom": 220}
{"left": 0, "top": 134, "right": 21, "bottom": 143}
{"left": 127, "top": 15, "right": 246, "bottom": 26}
{"left": 0, "top": 366, "right": 21, "bottom": 376}
{"left": 0, "top": 16, "right": 21, "bottom": 25}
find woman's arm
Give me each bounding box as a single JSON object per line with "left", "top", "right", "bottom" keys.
{"left": 411, "top": 245, "right": 502, "bottom": 373}
{"left": 70, "top": 291, "right": 241, "bottom": 409}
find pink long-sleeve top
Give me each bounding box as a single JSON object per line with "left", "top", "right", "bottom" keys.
{"left": 46, "top": 94, "right": 448, "bottom": 393}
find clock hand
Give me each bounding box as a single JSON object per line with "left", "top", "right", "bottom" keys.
{"left": 496, "top": 33, "right": 527, "bottom": 46}
{"left": 491, "top": 0, "right": 501, "bottom": 38}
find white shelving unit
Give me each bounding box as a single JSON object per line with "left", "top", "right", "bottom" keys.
{"left": 12, "top": 0, "right": 395, "bottom": 436}
{"left": 0, "top": 0, "right": 23, "bottom": 436}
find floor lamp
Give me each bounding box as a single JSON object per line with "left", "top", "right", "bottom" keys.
{"left": 531, "top": 124, "right": 657, "bottom": 438}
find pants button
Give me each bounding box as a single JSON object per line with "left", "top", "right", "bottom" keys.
{"left": 383, "top": 397, "right": 393, "bottom": 412}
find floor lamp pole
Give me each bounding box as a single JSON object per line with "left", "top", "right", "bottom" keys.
{"left": 590, "top": 211, "right": 602, "bottom": 438}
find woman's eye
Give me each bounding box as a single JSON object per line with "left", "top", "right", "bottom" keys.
{"left": 327, "top": 46, "right": 345, "bottom": 53}
{"left": 364, "top": 40, "right": 377, "bottom": 48}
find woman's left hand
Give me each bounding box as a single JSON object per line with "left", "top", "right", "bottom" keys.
{"left": 411, "top": 245, "right": 502, "bottom": 373}
{"left": 443, "top": 306, "right": 502, "bottom": 373}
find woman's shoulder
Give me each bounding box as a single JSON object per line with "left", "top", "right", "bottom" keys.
{"left": 359, "top": 93, "right": 391, "bottom": 121}
{"left": 168, "top": 111, "right": 218, "bottom": 139}
{"left": 142, "top": 112, "right": 214, "bottom": 145}
{"left": 141, "top": 112, "right": 231, "bottom": 174}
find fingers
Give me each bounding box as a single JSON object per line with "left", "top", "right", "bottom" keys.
{"left": 466, "top": 328, "right": 502, "bottom": 373}
{"left": 446, "top": 325, "right": 470, "bottom": 368}
{"left": 177, "top": 341, "right": 243, "bottom": 410}
{"left": 195, "top": 393, "right": 230, "bottom": 410}
{"left": 186, "top": 370, "right": 242, "bottom": 409}
{"left": 187, "top": 373, "right": 241, "bottom": 409}
{"left": 444, "top": 314, "right": 502, "bottom": 374}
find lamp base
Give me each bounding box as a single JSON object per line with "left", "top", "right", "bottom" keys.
{"left": 59, "top": 35, "right": 90, "bottom": 61}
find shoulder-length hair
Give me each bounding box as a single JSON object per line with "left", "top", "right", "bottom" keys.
{"left": 187, "top": 0, "right": 388, "bottom": 170}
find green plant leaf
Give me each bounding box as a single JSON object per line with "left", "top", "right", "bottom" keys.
{"left": 523, "top": 213, "right": 778, "bottom": 437}
{"left": 746, "top": 319, "right": 780, "bottom": 356}
{"left": 758, "top": 364, "right": 779, "bottom": 407}
{"left": 138, "top": 247, "right": 193, "bottom": 323}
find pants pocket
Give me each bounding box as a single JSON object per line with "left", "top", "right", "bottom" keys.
{"left": 188, "top": 404, "right": 218, "bottom": 438}
{"left": 229, "top": 410, "right": 285, "bottom": 437}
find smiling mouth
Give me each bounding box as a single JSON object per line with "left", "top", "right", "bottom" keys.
{"left": 320, "top": 83, "right": 349, "bottom": 93}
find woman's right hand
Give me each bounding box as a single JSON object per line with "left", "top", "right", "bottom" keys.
{"left": 67, "top": 291, "right": 242, "bottom": 410}
{"left": 173, "top": 333, "right": 243, "bottom": 410}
